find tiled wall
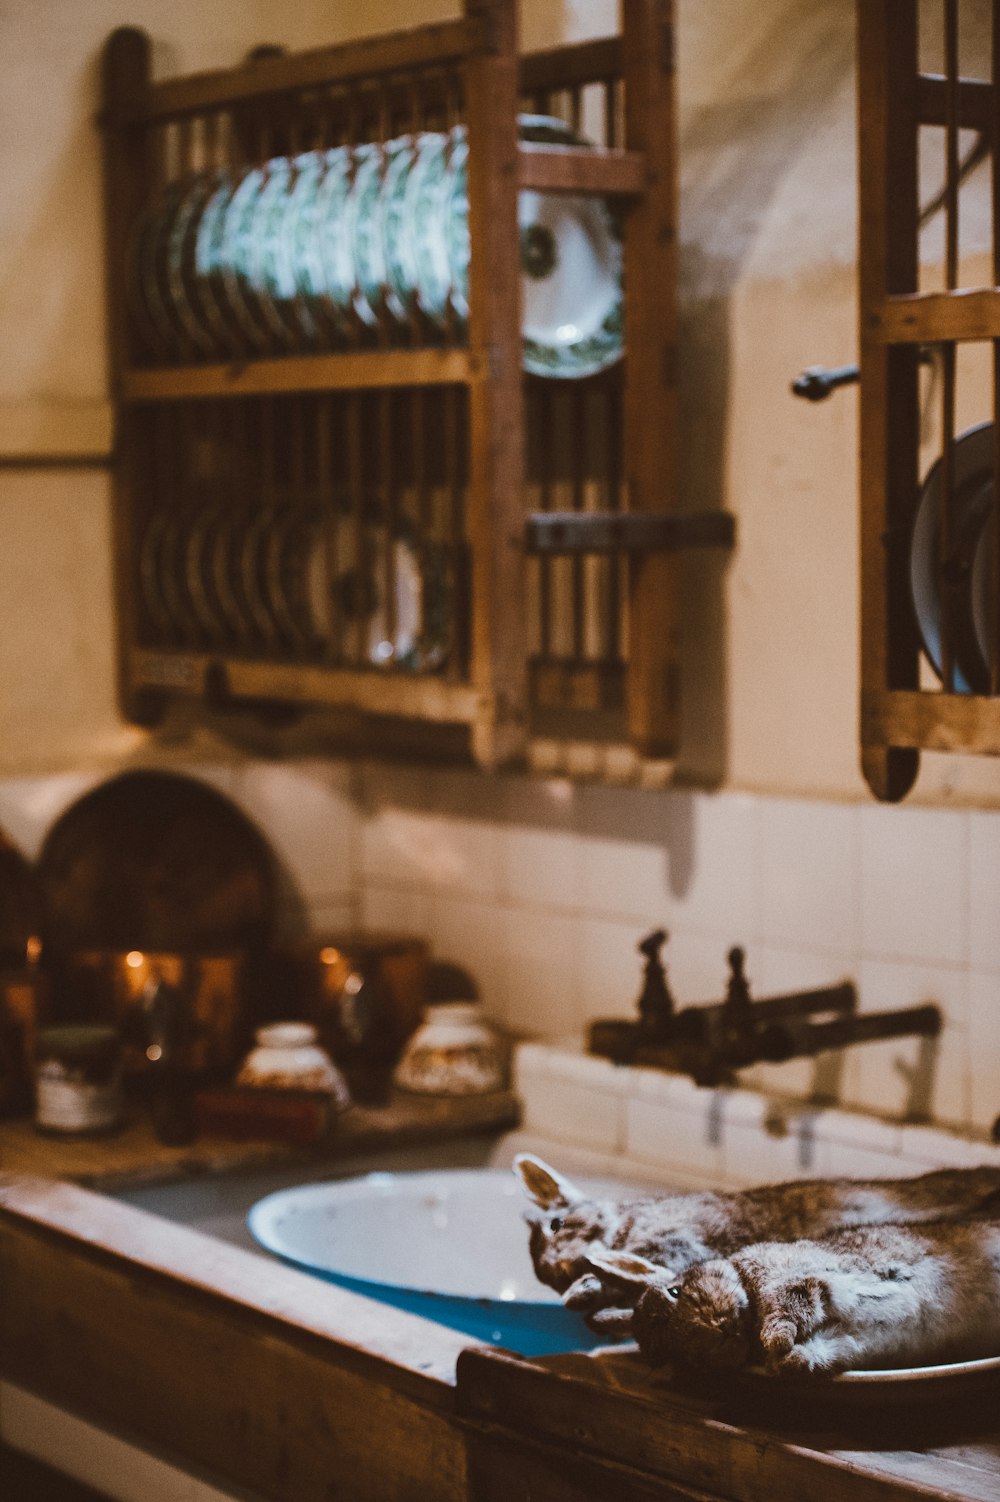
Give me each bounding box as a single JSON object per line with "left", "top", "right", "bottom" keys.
{"left": 509, "top": 1043, "right": 1000, "bottom": 1193}
{"left": 2, "top": 753, "right": 998, "bottom": 1138}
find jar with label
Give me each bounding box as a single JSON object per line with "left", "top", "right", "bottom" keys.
{"left": 34, "top": 1025, "right": 124, "bottom": 1136}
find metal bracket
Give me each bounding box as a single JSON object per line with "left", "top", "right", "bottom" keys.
{"left": 524, "top": 510, "right": 736, "bottom": 555}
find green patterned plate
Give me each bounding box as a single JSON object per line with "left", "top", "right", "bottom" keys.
{"left": 314, "top": 146, "right": 355, "bottom": 335}
{"left": 443, "top": 114, "right": 624, "bottom": 379}
{"left": 349, "top": 143, "right": 386, "bottom": 328}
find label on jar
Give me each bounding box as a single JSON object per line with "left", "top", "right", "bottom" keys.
{"left": 35, "top": 1065, "right": 122, "bottom": 1134}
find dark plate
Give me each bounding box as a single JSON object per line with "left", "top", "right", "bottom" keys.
{"left": 910, "top": 421, "right": 994, "bottom": 693}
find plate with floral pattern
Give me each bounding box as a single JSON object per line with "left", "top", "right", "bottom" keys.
{"left": 192, "top": 170, "right": 242, "bottom": 356}
{"left": 314, "top": 146, "right": 355, "bottom": 333}
{"left": 218, "top": 165, "right": 273, "bottom": 353}
{"left": 515, "top": 115, "right": 624, "bottom": 379}
{"left": 350, "top": 143, "right": 387, "bottom": 328}
{"left": 280, "top": 149, "right": 334, "bottom": 344}
{"left": 439, "top": 115, "right": 624, "bottom": 377}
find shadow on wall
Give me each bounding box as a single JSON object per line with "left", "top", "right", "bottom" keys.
{"left": 674, "top": 0, "right": 854, "bottom": 785}
{"left": 354, "top": 759, "right": 705, "bottom": 908}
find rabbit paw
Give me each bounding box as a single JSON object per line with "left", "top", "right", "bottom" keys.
{"left": 771, "top": 1333, "right": 850, "bottom": 1377}
{"left": 563, "top": 1273, "right": 610, "bottom": 1311}
{"left": 587, "top": 1305, "right": 636, "bottom": 1338}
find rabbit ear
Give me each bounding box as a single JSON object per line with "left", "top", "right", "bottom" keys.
{"left": 585, "top": 1246, "right": 662, "bottom": 1287}
{"left": 513, "top": 1153, "right": 585, "bottom": 1211}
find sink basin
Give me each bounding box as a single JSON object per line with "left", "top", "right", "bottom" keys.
{"left": 247, "top": 1167, "right": 602, "bottom": 1355}
{"left": 113, "top": 1140, "right": 642, "bottom": 1357}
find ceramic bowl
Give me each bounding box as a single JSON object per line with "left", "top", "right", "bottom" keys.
{"left": 393, "top": 1002, "right": 506, "bottom": 1096}
{"left": 247, "top": 1168, "right": 611, "bottom": 1354}
{"left": 236, "top": 1021, "right": 350, "bottom": 1106}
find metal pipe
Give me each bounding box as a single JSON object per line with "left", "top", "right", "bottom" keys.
{"left": 671, "top": 981, "right": 856, "bottom": 1045}
{"left": 757, "top": 1004, "right": 942, "bottom": 1064}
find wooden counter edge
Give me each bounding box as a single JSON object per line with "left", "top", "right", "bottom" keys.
{"left": 455, "top": 1346, "right": 1000, "bottom": 1502}
{"left": 0, "top": 1173, "right": 472, "bottom": 1399}
{"left": 0, "top": 1174, "right": 476, "bottom": 1502}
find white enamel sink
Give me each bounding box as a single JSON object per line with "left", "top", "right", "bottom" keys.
{"left": 113, "top": 1140, "right": 639, "bottom": 1356}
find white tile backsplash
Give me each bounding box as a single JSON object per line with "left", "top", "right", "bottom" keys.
{"left": 625, "top": 1094, "right": 729, "bottom": 1182}
{"left": 516, "top": 1043, "right": 996, "bottom": 1190}
{"left": 232, "top": 760, "right": 357, "bottom": 907}
{"left": 2, "top": 759, "right": 999, "bottom": 1143}
{"left": 759, "top": 797, "right": 859, "bottom": 953}
{"left": 663, "top": 790, "right": 760, "bottom": 941}
{"left": 495, "top": 904, "right": 581, "bottom": 1038}
{"left": 860, "top": 803, "right": 968, "bottom": 965}
{"left": 967, "top": 968, "right": 1000, "bottom": 1134}
{"left": 0, "top": 770, "right": 103, "bottom": 858}
{"left": 969, "top": 810, "right": 1000, "bottom": 973}
{"left": 499, "top": 776, "right": 582, "bottom": 912}
{"left": 516, "top": 1071, "right": 625, "bottom": 1153}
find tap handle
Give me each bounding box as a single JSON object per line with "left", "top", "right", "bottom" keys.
{"left": 791, "top": 363, "right": 860, "bottom": 401}
{"left": 636, "top": 929, "right": 676, "bottom": 1038}
{"left": 723, "top": 946, "right": 755, "bottom": 1031}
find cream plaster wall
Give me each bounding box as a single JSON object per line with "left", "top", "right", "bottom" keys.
{"left": 2, "top": 0, "right": 1000, "bottom": 803}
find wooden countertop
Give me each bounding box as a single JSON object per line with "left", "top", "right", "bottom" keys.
{"left": 0, "top": 1087, "right": 521, "bottom": 1191}
{"left": 458, "top": 1344, "right": 1000, "bottom": 1502}
{"left": 0, "top": 1090, "right": 997, "bottom": 1502}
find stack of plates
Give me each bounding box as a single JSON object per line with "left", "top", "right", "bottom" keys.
{"left": 130, "top": 116, "right": 624, "bottom": 380}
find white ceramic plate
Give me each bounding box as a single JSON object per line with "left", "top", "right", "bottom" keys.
{"left": 441, "top": 115, "right": 624, "bottom": 377}
{"left": 303, "top": 512, "right": 450, "bottom": 670}
{"left": 517, "top": 116, "right": 624, "bottom": 380}
{"left": 733, "top": 1350, "right": 1000, "bottom": 1409}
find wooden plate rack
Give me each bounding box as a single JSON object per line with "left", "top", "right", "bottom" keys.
{"left": 859, "top": 0, "right": 1000, "bottom": 799}
{"left": 100, "top": 0, "right": 733, "bottom": 772}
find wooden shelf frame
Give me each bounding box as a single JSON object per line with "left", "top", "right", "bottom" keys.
{"left": 858, "top": 0, "right": 1000, "bottom": 799}
{"left": 101, "top": 1, "right": 686, "bottom": 768}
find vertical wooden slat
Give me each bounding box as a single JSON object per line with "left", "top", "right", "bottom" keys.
{"left": 857, "top": 0, "right": 921, "bottom": 800}
{"left": 317, "top": 391, "right": 341, "bottom": 660}
{"left": 536, "top": 386, "right": 554, "bottom": 658}
{"left": 621, "top": 0, "right": 679, "bottom": 755}
{"left": 992, "top": 0, "right": 1000, "bottom": 693}
{"left": 571, "top": 386, "right": 587, "bottom": 661}
{"left": 347, "top": 390, "right": 365, "bottom": 668}
{"left": 101, "top": 29, "right": 163, "bottom": 723}
{"left": 382, "top": 389, "right": 397, "bottom": 655}
{"left": 945, "top": 0, "right": 961, "bottom": 290}
{"left": 938, "top": 0, "right": 961, "bottom": 691}
{"left": 606, "top": 372, "right": 624, "bottom": 662}
{"left": 445, "top": 384, "right": 468, "bottom": 680}
{"left": 464, "top": 0, "right": 528, "bottom": 766}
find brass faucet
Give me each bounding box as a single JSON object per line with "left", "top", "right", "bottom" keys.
{"left": 589, "top": 931, "right": 941, "bottom": 1090}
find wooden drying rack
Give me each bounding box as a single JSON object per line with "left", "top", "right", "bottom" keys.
{"left": 101, "top": 0, "right": 733, "bottom": 771}
{"left": 859, "top": 0, "right": 1000, "bottom": 799}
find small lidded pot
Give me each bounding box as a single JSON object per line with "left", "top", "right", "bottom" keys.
{"left": 236, "top": 1022, "right": 351, "bottom": 1110}
{"left": 34, "top": 1024, "right": 124, "bottom": 1136}
{"left": 393, "top": 1003, "right": 506, "bottom": 1097}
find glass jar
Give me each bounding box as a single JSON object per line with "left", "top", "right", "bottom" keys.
{"left": 34, "top": 1025, "right": 124, "bottom": 1136}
